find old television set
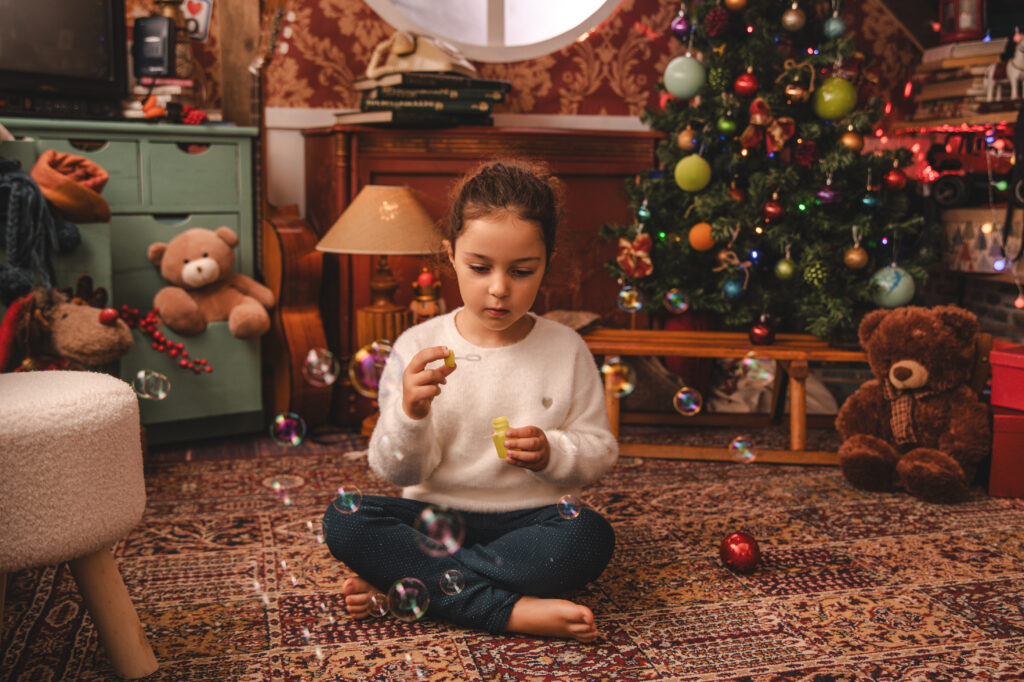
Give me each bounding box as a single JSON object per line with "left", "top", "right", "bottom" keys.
{"left": 0, "top": 0, "right": 128, "bottom": 119}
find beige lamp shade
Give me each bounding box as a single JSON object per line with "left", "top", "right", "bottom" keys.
{"left": 316, "top": 185, "right": 440, "bottom": 255}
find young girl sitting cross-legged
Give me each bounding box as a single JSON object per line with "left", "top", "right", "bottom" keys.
{"left": 322, "top": 158, "right": 618, "bottom": 642}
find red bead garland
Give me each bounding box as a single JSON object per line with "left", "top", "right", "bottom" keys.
{"left": 118, "top": 305, "right": 213, "bottom": 374}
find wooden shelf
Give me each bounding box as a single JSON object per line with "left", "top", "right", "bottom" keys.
{"left": 890, "top": 112, "right": 1020, "bottom": 131}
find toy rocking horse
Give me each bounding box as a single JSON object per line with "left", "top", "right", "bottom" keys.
{"left": 985, "top": 32, "right": 1024, "bottom": 102}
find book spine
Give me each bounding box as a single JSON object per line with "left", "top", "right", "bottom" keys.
{"left": 397, "top": 73, "right": 511, "bottom": 91}
{"left": 367, "top": 86, "right": 506, "bottom": 102}
{"left": 360, "top": 98, "right": 492, "bottom": 114}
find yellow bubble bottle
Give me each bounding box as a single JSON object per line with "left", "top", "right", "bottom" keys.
{"left": 492, "top": 416, "right": 509, "bottom": 459}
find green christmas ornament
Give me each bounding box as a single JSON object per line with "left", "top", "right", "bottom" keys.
{"left": 664, "top": 55, "right": 707, "bottom": 99}
{"left": 774, "top": 257, "right": 796, "bottom": 280}
{"left": 802, "top": 261, "right": 828, "bottom": 288}
{"left": 674, "top": 154, "right": 712, "bottom": 192}
{"left": 717, "top": 116, "right": 737, "bottom": 135}
{"left": 812, "top": 76, "right": 857, "bottom": 120}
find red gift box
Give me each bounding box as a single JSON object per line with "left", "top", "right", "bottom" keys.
{"left": 990, "top": 342, "right": 1024, "bottom": 412}
{"left": 989, "top": 406, "right": 1024, "bottom": 498}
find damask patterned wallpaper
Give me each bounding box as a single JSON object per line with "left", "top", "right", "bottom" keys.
{"left": 127, "top": 0, "right": 919, "bottom": 118}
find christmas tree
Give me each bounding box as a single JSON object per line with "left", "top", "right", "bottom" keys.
{"left": 602, "top": 0, "right": 933, "bottom": 342}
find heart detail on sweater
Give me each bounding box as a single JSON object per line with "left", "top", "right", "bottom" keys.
{"left": 542, "top": 397, "right": 552, "bottom": 408}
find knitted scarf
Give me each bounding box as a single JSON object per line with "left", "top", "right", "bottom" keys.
{"left": 0, "top": 158, "right": 59, "bottom": 305}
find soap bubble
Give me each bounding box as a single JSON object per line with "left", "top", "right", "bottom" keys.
{"left": 270, "top": 412, "right": 307, "bottom": 446}
{"left": 557, "top": 494, "right": 582, "bottom": 519}
{"left": 369, "top": 592, "right": 389, "bottom": 617}
{"left": 388, "top": 577, "right": 430, "bottom": 622}
{"left": 377, "top": 433, "right": 405, "bottom": 461}
{"left": 376, "top": 351, "right": 404, "bottom": 402}
{"left": 132, "top": 369, "right": 169, "bottom": 400}
{"left": 729, "top": 436, "right": 756, "bottom": 464}
{"left": 439, "top": 569, "right": 465, "bottom": 595}
{"left": 616, "top": 284, "right": 644, "bottom": 313}
{"left": 672, "top": 386, "right": 703, "bottom": 416}
{"left": 741, "top": 352, "right": 774, "bottom": 386}
{"left": 332, "top": 486, "right": 362, "bottom": 513}
{"left": 348, "top": 339, "right": 392, "bottom": 398}
{"left": 414, "top": 506, "right": 465, "bottom": 557}
{"left": 302, "top": 347, "right": 341, "bottom": 387}
{"left": 664, "top": 288, "right": 690, "bottom": 314}
{"left": 600, "top": 356, "right": 636, "bottom": 398}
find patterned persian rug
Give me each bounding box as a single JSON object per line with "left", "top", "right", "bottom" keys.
{"left": 3, "top": 427, "right": 1024, "bottom": 681}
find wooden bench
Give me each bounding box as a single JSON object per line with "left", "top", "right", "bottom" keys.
{"left": 583, "top": 328, "right": 869, "bottom": 465}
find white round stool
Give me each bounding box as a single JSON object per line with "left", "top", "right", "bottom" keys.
{"left": 0, "top": 370, "right": 158, "bottom": 679}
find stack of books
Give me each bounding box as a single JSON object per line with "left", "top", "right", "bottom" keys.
{"left": 123, "top": 76, "right": 216, "bottom": 120}
{"left": 336, "top": 71, "right": 511, "bottom": 127}
{"left": 909, "top": 37, "right": 1015, "bottom": 122}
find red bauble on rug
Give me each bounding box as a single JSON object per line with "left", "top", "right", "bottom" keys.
{"left": 719, "top": 531, "right": 761, "bottom": 573}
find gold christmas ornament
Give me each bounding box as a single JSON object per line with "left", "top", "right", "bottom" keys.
{"left": 844, "top": 246, "right": 869, "bottom": 270}
{"left": 724, "top": 0, "right": 748, "bottom": 10}
{"left": 676, "top": 126, "right": 698, "bottom": 152}
{"left": 784, "top": 82, "right": 809, "bottom": 102}
{"left": 781, "top": 2, "right": 806, "bottom": 31}
{"left": 839, "top": 130, "right": 864, "bottom": 153}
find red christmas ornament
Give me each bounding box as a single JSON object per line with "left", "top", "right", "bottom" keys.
{"left": 762, "top": 199, "right": 785, "bottom": 221}
{"left": 748, "top": 317, "right": 776, "bottom": 345}
{"left": 719, "top": 531, "right": 761, "bottom": 573}
{"left": 728, "top": 184, "right": 748, "bottom": 202}
{"left": 704, "top": 7, "right": 730, "bottom": 37}
{"left": 660, "top": 92, "right": 678, "bottom": 110}
{"left": 734, "top": 71, "right": 758, "bottom": 97}
{"left": 883, "top": 168, "right": 907, "bottom": 191}
{"left": 794, "top": 140, "right": 819, "bottom": 167}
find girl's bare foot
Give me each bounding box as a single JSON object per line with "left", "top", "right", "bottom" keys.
{"left": 341, "top": 576, "right": 376, "bottom": 618}
{"left": 505, "top": 596, "right": 598, "bottom": 642}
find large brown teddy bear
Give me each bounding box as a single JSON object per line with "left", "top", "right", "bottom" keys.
{"left": 147, "top": 227, "right": 274, "bottom": 339}
{"left": 836, "top": 305, "right": 990, "bottom": 503}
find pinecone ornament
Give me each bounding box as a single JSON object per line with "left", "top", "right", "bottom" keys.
{"left": 708, "top": 67, "right": 730, "bottom": 93}
{"left": 704, "top": 7, "right": 730, "bottom": 37}
{"left": 802, "top": 261, "right": 828, "bottom": 288}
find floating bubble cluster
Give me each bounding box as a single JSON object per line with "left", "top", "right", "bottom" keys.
{"left": 332, "top": 486, "right": 363, "bottom": 514}
{"left": 439, "top": 569, "right": 465, "bottom": 595}
{"left": 388, "top": 577, "right": 430, "bottom": 622}
{"left": 414, "top": 506, "right": 465, "bottom": 557}
{"left": 348, "top": 339, "right": 393, "bottom": 398}
{"left": 672, "top": 386, "right": 703, "bottom": 416}
{"left": 729, "top": 436, "right": 756, "bottom": 464}
{"left": 302, "top": 347, "right": 341, "bottom": 387}
{"left": 132, "top": 369, "right": 170, "bottom": 400}
{"left": 600, "top": 356, "right": 636, "bottom": 398}
{"left": 557, "top": 494, "right": 582, "bottom": 519}
{"left": 269, "top": 412, "right": 307, "bottom": 446}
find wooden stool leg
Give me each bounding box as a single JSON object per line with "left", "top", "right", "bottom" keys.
{"left": 604, "top": 369, "right": 620, "bottom": 440}
{"left": 69, "top": 548, "right": 158, "bottom": 680}
{"left": 787, "top": 360, "right": 809, "bottom": 451}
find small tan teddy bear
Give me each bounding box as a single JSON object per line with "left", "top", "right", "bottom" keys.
{"left": 147, "top": 227, "right": 275, "bottom": 339}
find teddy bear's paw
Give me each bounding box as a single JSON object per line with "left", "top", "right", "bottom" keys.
{"left": 838, "top": 435, "right": 899, "bottom": 491}
{"left": 227, "top": 302, "right": 271, "bottom": 339}
{"left": 897, "top": 448, "right": 968, "bottom": 503}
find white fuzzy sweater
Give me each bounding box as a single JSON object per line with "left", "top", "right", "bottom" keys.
{"left": 368, "top": 309, "right": 617, "bottom": 512}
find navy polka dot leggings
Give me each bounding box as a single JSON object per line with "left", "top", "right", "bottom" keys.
{"left": 322, "top": 495, "right": 615, "bottom": 634}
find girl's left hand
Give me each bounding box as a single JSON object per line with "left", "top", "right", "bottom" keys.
{"left": 503, "top": 426, "right": 550, "bottom": 471}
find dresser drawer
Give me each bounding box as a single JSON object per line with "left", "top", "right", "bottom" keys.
{"left": 54, "top": 223, "right": 113, "bottom": 295}
{"left": 35, "top": 136, "right": 143, "bottom": 211}
{"left": 119, "top": 322, "right": 262, "bottom": 426}
{"left": 147, "top": 141, "right": 242, "bottom": 210}
{"left": 108, "top": 213, "right": 244, "bottom": 312}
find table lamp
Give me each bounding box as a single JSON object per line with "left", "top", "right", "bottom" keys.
{"left": 315, "top": 185, "right": 439, "bottom": 420}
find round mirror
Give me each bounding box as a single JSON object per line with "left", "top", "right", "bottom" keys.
{"left": 364, "top": 0, "right": 621, "bottom": 63}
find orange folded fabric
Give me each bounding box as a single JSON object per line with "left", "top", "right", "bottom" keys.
{"left": 30, "top": 150, "right": 111, "bottom": 223}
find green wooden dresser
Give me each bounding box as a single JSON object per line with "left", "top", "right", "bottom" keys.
{"left": 0, "top": 118, "right": 262, "bottom": 444}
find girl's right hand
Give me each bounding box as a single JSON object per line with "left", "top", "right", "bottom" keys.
{"left": 402, "top": 346, "right": 457, "bottom": 420}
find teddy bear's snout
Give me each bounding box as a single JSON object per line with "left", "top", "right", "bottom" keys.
{"left": 888, "top": 359, "right": 928, "bottom": 389}
{"left": 181, "top": 257, "right": 221, "bottom": 288}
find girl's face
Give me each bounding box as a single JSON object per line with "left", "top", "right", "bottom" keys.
{"left": 445, "top": 211, "right": 547, "bottom": 347}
